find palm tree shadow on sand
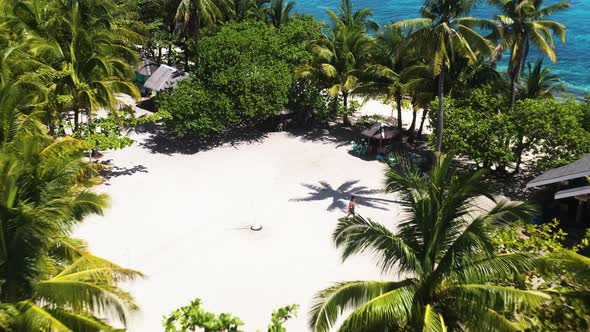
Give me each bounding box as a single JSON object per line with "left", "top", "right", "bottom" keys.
{"left": 289, "top": 180, "right": 399, "bottom": 211}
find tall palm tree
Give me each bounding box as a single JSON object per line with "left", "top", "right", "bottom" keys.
{"left": 309, "top": 155, "right": 547, "bottom": 331}
{"left": 488, "top": 0, "right": 570, "bottom": 108}
{"left": 404, "top": 63, "right": 435, "bottom": 141}
{"left": 295, "top": 0, "right": 375, "bottom": 125}
{"left": 6, "top": 0, "right": 141, "bottom": 135}
{"left": 233, "top": 0, "right": 268, "bottom": 21}
{"left": 359, "top": 25, "right": 407, "bottom": 132}
{"left": 295, "top": 26, "right": 373, "bottom": 125}
{"left": 325, "top": 0, "right": 378, "bottom": 32}
{"left": 267, "top": 0, "right": 295, "bottom": 29}
{"left": 32, "top": 0, "right": 139, "bottom": 133}
{"left": 175, "top": 0, "right": 233, "bottom": 68}
{"left": 0, "top": 114, "right": 142, "bottom": 330}
{"left": 394, "top": 0, "right": 493, "bottom": 157}
{"left": 520, "top": 59, "right": 564, "bottom": 100}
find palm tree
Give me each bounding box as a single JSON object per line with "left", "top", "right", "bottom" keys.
{"left": 359, "top": 25, "right": 407, "bottom": 132}
{"left": 488, "top": 0, "right": 570, "bottom": 108}
{"left": 33, "top": 0, "right": 139, "bottom": 134}
{"left": 6, "top": 0, "right": 141, "bottom": 135}
{"left": 394, "top": 0, "right": 493, "bottom": 158}
{"left": 325, "top": 0, "right": 378, "bottom": 32}
{"left": 233, "top": 0, "right": 268, "bottom": 21}
{"left": 267, "top": 0, "right": 295, "bottom": 29}
{"left": 295, "top": 26, "right": 373, "bottom": 125}
{"left": 0, "top": 114, "right": 142, "bottom": 330}
{"left": 404, "top": 64, "right": 435, "bottom": 141}
{"left": 175, "top": 0, "right": 233, "bottom": 68}
{"left": 295, "top": 0, "right": 375, "bottom": 125}
{"left": 309, "top": 155, "right": 547, "bottom": 331}
{"left": 520, "top": 59, "right": 564, "bottom": 100}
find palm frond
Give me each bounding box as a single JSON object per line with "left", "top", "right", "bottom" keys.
{"left": 309, "top": 280, "right": 415, "bottom": 332}
{"left": 334, "top": 215, "right": 421, "bottom": 275}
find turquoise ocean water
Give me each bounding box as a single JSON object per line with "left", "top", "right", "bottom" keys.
{"left": 294, "top": 0, "right": 590, "bottom": 95}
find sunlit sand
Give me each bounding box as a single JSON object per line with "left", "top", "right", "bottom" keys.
{"left": 74, "top": 118, "right": 408, "bottom": 331}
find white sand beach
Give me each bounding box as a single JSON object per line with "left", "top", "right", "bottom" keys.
{"left": 74, "top": 113, "right": 409, "bottom": 331}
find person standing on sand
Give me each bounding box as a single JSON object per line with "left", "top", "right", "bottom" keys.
{"left": 347, "top": 195, "right": 356, "bottom": 217}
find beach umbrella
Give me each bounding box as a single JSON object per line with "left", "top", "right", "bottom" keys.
{"left": 361, "top": 122, "right": 399, "bottom": 140}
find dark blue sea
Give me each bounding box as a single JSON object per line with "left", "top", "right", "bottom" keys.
{"left": 295, "top": 0, "right": 590, "bottom": 96}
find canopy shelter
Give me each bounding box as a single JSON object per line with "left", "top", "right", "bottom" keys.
{"left": 361, "top": 122, "right": 400, "bottom": 141}
{"left": 555, "top": 185, "right": 590, "bottom": 200}
{"left": 135, "top": 58, "right": 159, "bottom": 83}
{"left": 144, "top": 64, "right": 189, "bottom": 92}
{"left": 360, "top": 122, "right": 400, "bottom": 155}
{"left": 527, "top": 153, "right": 590, "bottom": 189}
{"left": 527, "top": 154, "right": 590, "bottom": 224}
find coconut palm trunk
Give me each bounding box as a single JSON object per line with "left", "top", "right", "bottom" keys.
{"left": 510, "top": 36, "right": 529, "bottom": 108}
{"left": 435, "top": 64, "right": 445, "bottom": 157}
{"left": 395, "top": 92, "right": 403, "bottom": 133}
{"left": 408, "top": 97, "right": 418, "bottom": 142}
{"left": 342, "top": 92, "right": 350, "bottom": 125}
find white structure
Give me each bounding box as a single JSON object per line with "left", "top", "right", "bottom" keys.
{"left": 144, "top": 64, "right": 189, "bottom": 92}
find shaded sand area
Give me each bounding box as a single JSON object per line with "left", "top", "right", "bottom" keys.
{"left": 74, "top": 128, "right": 403, "bottom": 331}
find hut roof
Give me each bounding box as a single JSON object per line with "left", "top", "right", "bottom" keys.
{"left": 135, "top": 58, "right": 159, "bottom": 77}
{"left": 555, "top": 185, "right": 590, "bottom": 200}
{"left": 144, "top": 64, "right": 189, "bottom": 92}
{"left": 361, "top": 122, "right": 399, "bottom": 140}
{"left": 526, "top": 153, "right": 590, "bottom": 188}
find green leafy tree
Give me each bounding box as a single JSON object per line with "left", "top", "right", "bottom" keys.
{"left": 309, "top": 155, "right": 546, "bottom": 331}
{"left": 163, "top": 299, "right": 298, "bottom": 332}
{"left": 429, "top": 86, "right": 515, "bottom": 170}
{"left": 395, "top": 0, "right": 493, "bottom": 157}
{"left": 511, "top": 98, "right": 590, "bottom": 171}
{"left": 520, "top": 59, "right": 564, "bottom": 100}
{"left": 492, "top": 220, "right": 590, "bottom": 331}
{"left": 158, "top": 79, "right": 235, "bottom": 138}
{"left": 160, "top": 19, "right": 319, "bottom": 137}
{"left": 265, "top": 304, "right": 298, "bottom": 332}
{"left": 488, "top": 0, "right": 570, "bottom": 107}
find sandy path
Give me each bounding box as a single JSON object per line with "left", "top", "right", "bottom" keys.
{"left": 75, "top": 131, "right": 403, "bottom": 331}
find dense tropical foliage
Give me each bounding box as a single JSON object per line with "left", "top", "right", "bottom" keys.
{"left": 309, "top": 155, "right": 546, "bottom": 331}
{"left": 0, "top": 0, "right": 144, "bottom": 329}
{"left": 432, "top": 85, "right": 590, "bottom": 172}
{"left": 163, "top": 298, "right": 298, "bottom": 332}
{"left": 1, "top": 0, "right": 589, "bottom": 330}
{"left": 158, "top": 17, "right": 323, "bottom": 138}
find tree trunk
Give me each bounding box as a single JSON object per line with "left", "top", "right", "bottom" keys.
{"left": 408, "top": 97, "right": 418, "bottom": 143}
{"left": 157, "top": 47, "right": 162, "bottom": 63}
{"left": 510, "top": 74, "right": 518, "bottom": 110}
{"left": 418, "top": 108, "right": 428, "bottom": 137}
{"left": 342, "top": 92, "right": 350, "bottom": 126}
{"left": 510, "top": 36, "right": 529, "bottom": 109}
{"left": 74, "top": 109, "right": 79, "bottom": 133}
{"left": 435, "top": 64, "right": 446, "bottom": 157}
{"left": 183, "top": 39, "right": 190, "bottom": 72}
{"left": 395, "top": 93, "right": 403, "bottom": 133}
{"left": 167, "top": 43, "right": 172, "bottom": 65}
{"left": 514, "top": 135, "right": 525, "bottom": 173}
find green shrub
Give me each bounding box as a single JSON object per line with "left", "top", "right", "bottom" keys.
{"left": 432, "top": 86, "right": 590, "bottom": 172}
{"left": 159, "top": 18, "right": 322, "bottom": 138}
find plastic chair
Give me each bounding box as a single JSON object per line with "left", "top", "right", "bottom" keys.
{"left": 387, "top": 153, "right": 398, "bottom": 165}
